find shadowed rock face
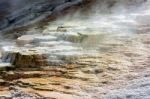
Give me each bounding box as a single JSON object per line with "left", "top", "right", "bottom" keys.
{"left": 0, "top": 1, "right": 10, "bottom": 17}
{"left": 0, "top": 0, "right": 82, "bottom": 31}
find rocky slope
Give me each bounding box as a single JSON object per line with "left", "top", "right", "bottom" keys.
{"left": 0, "top": 0, "right": 82, "bottom": 32}
{"left": 0, "top": 17, "right": 149, "bottom": 99}
{"left": 0, "top": 0, "right": 150, "bottom": 99}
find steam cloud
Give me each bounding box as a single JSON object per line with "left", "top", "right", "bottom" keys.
{"left": 41, "top": 0, "right": 149, "bottom": 49}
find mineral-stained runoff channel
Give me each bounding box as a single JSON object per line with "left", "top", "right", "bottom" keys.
{"left": 0, "top": 0, "right": 150, "bottom": 99}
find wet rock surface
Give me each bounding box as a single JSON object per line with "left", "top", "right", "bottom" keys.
{"left": 0, "top": 0, "right": 150, "bottom": 99}
{"left": 1, "top": 31, "right": 87, "bottom": 67}
{"left": 0, "top": 20, "right": 149, "bottom": 98}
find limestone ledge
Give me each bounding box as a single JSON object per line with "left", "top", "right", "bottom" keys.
{"left": 0, "top": 25, "right": 101, "bottom": 68}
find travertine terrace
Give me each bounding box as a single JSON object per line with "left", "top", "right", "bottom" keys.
{"left": 0, "top": 0, "right": 150, "bottom": 99}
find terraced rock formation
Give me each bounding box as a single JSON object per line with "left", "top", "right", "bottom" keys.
{"left": 0, "top": 15, "right": 149, "bottom": 98}
{"left": 0, "top": 0, "right": 150, "bottom": 99}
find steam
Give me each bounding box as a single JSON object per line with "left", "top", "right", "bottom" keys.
{"left": 0, "top": 0, "right": 149, "bottom": 65}
{"left": 45, "top": 0, "right": 148, "bottom": 31}
{"left": 40, "top": 0, "right": 150, "bottom": 51}
{"left": 1, "top": 0, "right": 150, "bottom": 48}
{"left": 41, "top": 0, "right": 149, "bottom": 40}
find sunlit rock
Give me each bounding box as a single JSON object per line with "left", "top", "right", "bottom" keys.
{"left": 16, "top": 35, "right": 40, "bottom": 45}
{"left": 1, "top": 48, "right": 49, "bottom": 68}
{"left": 3, "top": 47, "right": 82, "bottom": 67}
{"left": 16, "top": 34, "right": 57, "bottom": 45}
{"left": 0, "top": 90, "right": 11, "bottom": 99}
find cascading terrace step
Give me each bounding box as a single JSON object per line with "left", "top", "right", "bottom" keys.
{"left": 0, "top": 26, "right": 98, "bottom": 68}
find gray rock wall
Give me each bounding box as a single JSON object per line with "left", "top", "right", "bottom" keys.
{"left": 0, "top": 0, "right": 82, "bottom": 31}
